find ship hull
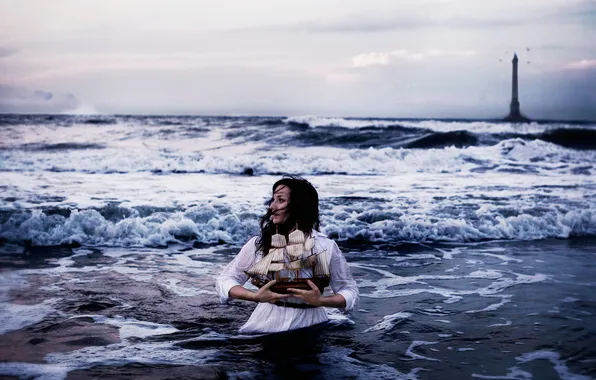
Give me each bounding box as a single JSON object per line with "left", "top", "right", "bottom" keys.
{"left": 271, "top": 277, "right": 330, "bottom": 294}
{"left": 250, "top": 276, "right": 330, "bottom": 294}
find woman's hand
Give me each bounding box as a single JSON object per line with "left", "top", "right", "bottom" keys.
{"left": 253, "top": 280, "right": 289, "bottom": 304}
{"left": 287, "top": 280, "right": 322, "bottom": 306}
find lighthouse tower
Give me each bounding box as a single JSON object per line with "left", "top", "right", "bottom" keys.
{"left": 504, "top": 53, "right": 530, "bottom": 122}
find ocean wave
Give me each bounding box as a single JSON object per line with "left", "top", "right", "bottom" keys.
{"left": 17, "top": 142, "right": 107, "bottom": 151}
{"left": 324, "top": 207, "right": 596, "bottom": 244}
{"left": 404, "top": 130, "right": 478, "bottom": 149}
{"left": 82, "top": 117, "right": 117, "bottom": 125}
{"left": 283, "top": 115, "right": 400, "bottom": 129}
{"left": 0, "top": 203, "right": 260, "bottom": 247}
{"left": 540, "top": 128, "right": 596, "bottom": 150}
{"left": 1, "top": 139, "right": 594, "bottom": 176}
{"left": 1, "top": 203, "right": 594, "bottom": 248}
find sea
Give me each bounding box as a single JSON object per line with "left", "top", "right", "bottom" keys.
{"left": 0, "top": 114, "right": 595, "bottom": 379}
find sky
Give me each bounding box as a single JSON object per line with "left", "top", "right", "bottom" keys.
{"left": 0, "top": 0, "right": 595, "bottom": 120}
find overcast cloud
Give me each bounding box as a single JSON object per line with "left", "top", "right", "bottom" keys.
{"left": 0, "top": 0, "right": 594, "bottom": 119}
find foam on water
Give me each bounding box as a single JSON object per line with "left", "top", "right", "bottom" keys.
{"left": 364, "top": 312, "right": 413, "bottom": 332}
{"left": 316, "top": 347, "right": 423, "bottom": 380}
{"left": 472, "top": 350, "right": 591, "bottom": 380}
{"left": 284, "top": 115, "right": 399, "bottom": 129}
{"left": 358, "top": 267, "right": 547, "bottom": 314}
{"left": 88, "top": 315, "right": 178, "bottom": 340}
{"left": 0, "top": 299, "right": 57, "bottom": 334}
{"left": 0, "top": 315, "right": 219, "bottom": 378}
{"left": 516, "top": 351, "right": 592, "bottom": 380}
{"left": 15, "top": 203, "right": 531, "bottom": 247}
{"left": 404, "top": 341, "right": 441, "bottom": 362}
{"left": 398, "top": 120, "right": 552, "bottom": 134}
{"left": 2, "top": 153, "right": 595, "bottom": 247}
{"left": 162, "top": 279, "right": 216, "bottom": 296}
{"left": 283, "top": 115, "right": 582, "bottom": 136}
{"left": 471, "top": 368, "right": 533, "bottom": 379}
{"left": 44, "top": 342, "right": 218, "bottom": 375}
{"left": 325, "top": 307, "right": 356, "bottom": 327}
{"left": 2, "top": 138, "right": 595, "bottom": 176}
{"left": 0, "top": 272, "right": 28, "bottom": 301}
{"left": 0, "top": 363, "right": 70, "bottom": 380}
{"left": 488, "top": 320, "right": 513, "bottom": 327}
{"left": 1, "top": 202, "right": 260, "bottom": 247}
{"left": 0, "top": 272, "right": 59, "bottom": 334}
{"left": 466, "top": 295, "right": 512, "bottom": 314}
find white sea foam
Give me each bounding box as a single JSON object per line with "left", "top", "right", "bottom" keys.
{"left": 0, "top": 362, "right": 70, "bottom": 380}
{"left": 466, "top": 295, "right": 512, "bottom": 314}
{"left": 2, "top": 138, "right": 594, "bottom": 176}
{"left": 0, "top": 272, "right": 29, "bottom": 302}
{"left": 364, "top": 312, "right": 412, "bottom": 332}
{"left": 45, "top": 341, "right": 217, "bottom": 372}
{"left": 284, "top": 115, "right": 399, "bottom": 129}
{"left": 1, "top": 141, "right": 595, "bottom": 248}
{"left": 471, "top": 367, "right": 533, "bottom": 379}
{"left": 398, "top": 120, "right": 552, "bottom": 134}
{"left": 0, "top": 299, "right": 57, "bottom": 334}
{"left": 10, "top": 203, "right": 581, "bottom": 247}
{"left": 469, "top": 270, "right": 503, "bottom": 279}
{"left": 1, "top": 269, "right": 59, "bottom": 334}
{"left": 404, "top": 341, "right": 441, "bottom": 361}
{"left": 315, "top": 347, "right": 421, "bottom": 379}
{"left": 88, "top": 315, "right": 178, "bottom": 340}
{"left": 283, "top": 115, "right": 580, "bottom": 136}
{"left": 162, "top": 279, "right": 216, "bottom": 297}
{"left": 488, "top": 320, "right": 513, "bottom": 327}
{"left": 326, "top": 307, "right": 356, "bottom": 327}
{"left": 0, "top": 203, "right": 260, "bottom": 247}
{"left": 562, "top": 297, "right": 579, "bottom": 303}
{"left": 333, "top": 207, "right": 596, "bottom": 243}
{"left": 472, "top": 350, "right": 591, "bottom": 380}
{"left": 516, "top": 350, "right": 591, "bottom": 380}
{"left": 359, "top": 269, "right": 546, "bottom": 317}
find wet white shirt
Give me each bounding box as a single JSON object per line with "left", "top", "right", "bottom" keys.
{"left": 215, "top": 231, "right": 359, "bottom": 334}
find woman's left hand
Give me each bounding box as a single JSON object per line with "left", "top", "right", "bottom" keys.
{"left": 287, "top": 280, "right": 322, "bottom": 306}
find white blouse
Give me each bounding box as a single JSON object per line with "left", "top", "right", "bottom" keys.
{"left": 215, "top": 231, "right": 359, "bottom": 334}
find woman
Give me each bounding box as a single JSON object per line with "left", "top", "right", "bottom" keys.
{"left": 215, "top": 176, "right": 359, "bottom": 334}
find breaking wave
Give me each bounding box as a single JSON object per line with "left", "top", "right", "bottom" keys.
{"left": 1, "top": 202, "right": 595, "bottom": 248}
{"left": 1, "top": 139, "right": 594, "bottom": 176}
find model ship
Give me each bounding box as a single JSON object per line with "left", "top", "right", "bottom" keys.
{"left": 245, "top": 229, "right": 330, "bottom": 294}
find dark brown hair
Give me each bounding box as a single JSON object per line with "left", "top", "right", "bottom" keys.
{"left": 256, "top": 175, "right": 320, "bottom": 255}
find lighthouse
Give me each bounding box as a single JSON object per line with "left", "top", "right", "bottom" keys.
{"left": 504, "top": 53, "right": 530, "bottom": 122}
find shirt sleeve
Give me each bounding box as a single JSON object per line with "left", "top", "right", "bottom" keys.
{"left": 215, "top": 236, "right": 259, "bottom": 304}
{"left": 328, "top": 240, "right": 359, "bottom": 313}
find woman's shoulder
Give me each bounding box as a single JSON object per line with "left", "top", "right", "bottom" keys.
{"left": 239, "top": 236, "right": 259, "bottom": 252}
{"left": 312, "top": 230, "right": 337, "bottom": 247}
{"left": 246, "top": 235, "right": 259, "bottom": 246}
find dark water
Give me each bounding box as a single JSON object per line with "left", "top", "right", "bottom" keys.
{"left": 1, "top": 113, "right": 595, "bottom": 378}
{"left": 1, "top": 238, "right": 594, "bottom": 379}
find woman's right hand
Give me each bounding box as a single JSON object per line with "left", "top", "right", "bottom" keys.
{"left": 253, "top": 280, "right": 289, "bottom": 303}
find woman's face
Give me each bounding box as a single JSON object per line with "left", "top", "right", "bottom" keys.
{"left": 270, "top": 185, "right": 290, "bottom": 225}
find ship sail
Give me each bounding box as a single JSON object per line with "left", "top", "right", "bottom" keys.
{"left": 244, "top": 231, "right": 330, "bottom": 294}
{"left": 313, "top": 249, "right": 330, "bottom": 276}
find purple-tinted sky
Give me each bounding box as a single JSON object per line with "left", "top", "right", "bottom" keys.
{"left": 1, "top": 0, "right": 595, "bottom": 119}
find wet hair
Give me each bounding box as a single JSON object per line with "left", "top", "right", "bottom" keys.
{"left": 256, "top": 175, "right": 320, "bottom": 255}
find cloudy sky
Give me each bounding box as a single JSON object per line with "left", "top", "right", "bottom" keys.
{"left": 1, "top": 0, "right": 595, "bottom": 119}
